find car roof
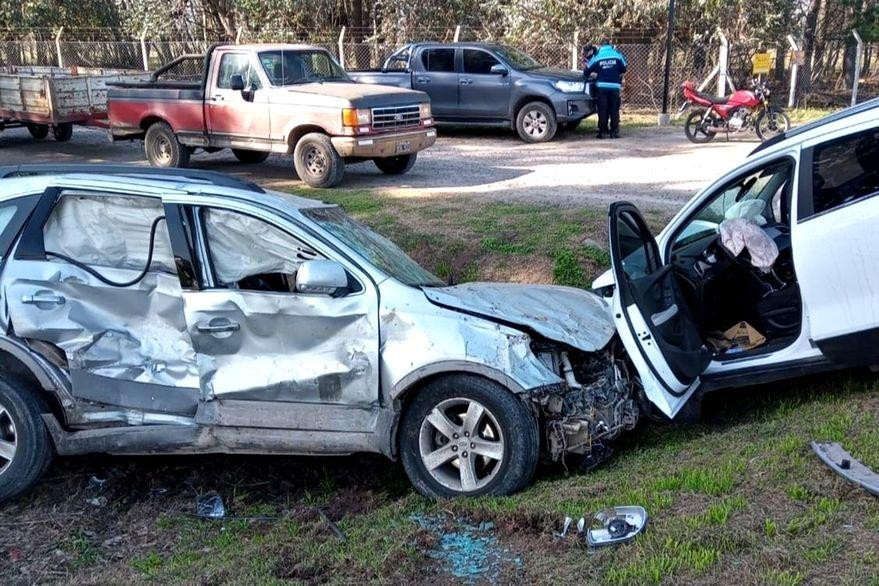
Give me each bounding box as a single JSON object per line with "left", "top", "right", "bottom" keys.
{"left": 0, "top": 165, "right": 333, "bottom": 212}
{"left": 750, "top": 96, "right": 879, "bottom": 157}
{"left": 412, "top": 41, "right": 503, "bottom": 50}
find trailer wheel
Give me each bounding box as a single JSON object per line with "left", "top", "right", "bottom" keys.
{"left": 27, "top": 124, "right": 49, "bottom": 140}
{"left": 232, "top": 149, "right": 270, "bottom": 164}
{"left": 144, "top": 122, "right": 190, "bottom": 168}
{"left": 293, "top": 133, "right": 344, "bottom": 188}
{"left": 52, "top": 123, "right": 73, "bottom": 142}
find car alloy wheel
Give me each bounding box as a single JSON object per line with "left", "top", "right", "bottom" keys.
{"left": 418, "top": 397, "right": 505, "bottom": 492}
{"left": 0, "top": 400, "right": 17, "bottom": 476}
{"left": 522, "top": 109, "right": 548, "bottom": 139}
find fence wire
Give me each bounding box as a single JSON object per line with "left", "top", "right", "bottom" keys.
{"left": 0, "top": 29, "right": 873, "bottom": 111}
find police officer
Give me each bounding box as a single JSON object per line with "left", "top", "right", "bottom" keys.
{"left": 585, "top": 39, "right": 627, "bottom": 139}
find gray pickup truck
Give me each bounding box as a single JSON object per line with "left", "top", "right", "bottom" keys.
{"left": 349, "top": 42, "right": 594, "bottom": 142}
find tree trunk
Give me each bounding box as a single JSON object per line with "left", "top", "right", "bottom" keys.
{"left": 801, "top": 0, "right": 822, "bottom": 98}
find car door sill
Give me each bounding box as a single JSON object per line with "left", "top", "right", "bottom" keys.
{"left": 699, "top": 355, "right": 838, "bottom": 393}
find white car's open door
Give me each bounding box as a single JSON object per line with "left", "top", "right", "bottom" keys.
{"left": 608, "top": 202, "right": 712, "bottom": 418}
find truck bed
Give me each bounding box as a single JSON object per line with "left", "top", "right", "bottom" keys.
{"left": 0, "top": 66, "right": 150, "bottom": 124}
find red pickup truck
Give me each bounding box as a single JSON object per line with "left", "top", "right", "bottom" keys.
{"left": 107, "top": 44, "right": 436, "bottom": 187}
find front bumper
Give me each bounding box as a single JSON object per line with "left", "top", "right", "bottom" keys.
{"left": 331, "top": 127, "right": 437, "bottom": 158}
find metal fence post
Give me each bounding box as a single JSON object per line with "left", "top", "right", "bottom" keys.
{"left": 571, "top": 30, "right": 580, "bottom": 71}
{"left": 140, "top": 27, "right": 149, "bottom": 71}
{"left": 852, "top": 29, "right": 864, "bottom": 106}
{"left": 453, "top": 26, "right": 461, "bottom": 43}
{"left": 338, "top": 26, "right": 346, "bottom": 68}
{"left": 235, "top": 29, "right": 243, "bottom": 44}
{"left": 786, "top": 35, "right": 799, "bottom": 108}
{"left": 717, "top": 30, "right": 729, "bottom": 97}
{"left": 54, "top": 27, "right": 64, "bottom": 68}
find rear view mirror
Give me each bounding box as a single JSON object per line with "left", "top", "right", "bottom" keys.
{"left": 296, "top": 260, "right": 349, "bottom": 296}
{"left": 490, "top": 64, "right": 509, "bottom": 76}
{"left": 229, "top": 74, "right": 246, "bottom": 91}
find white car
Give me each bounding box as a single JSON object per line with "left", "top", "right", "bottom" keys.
{"left": 595, "top": 97, "right": 878, "bottom": 418}
{"left": 0, "top": 100, "right": 874, "bottom": 502}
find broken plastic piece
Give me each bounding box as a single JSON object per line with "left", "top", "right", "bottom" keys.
{"left": 195, "top": 491, "right": 226, "bottom": 518}
{"left": 585, "top": 506, "right": 648, "bottom": 547}
{"left": 811, "top": 442, "right": 879, "bottom": 497}
{"left": 555, "top": 516, "right": 574, "bottom": 538}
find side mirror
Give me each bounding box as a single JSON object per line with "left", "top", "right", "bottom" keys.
{"left": 490, "top": 64, "right": 509, "bottom": 76}
{"left": 229, "top": 74, "right": 246, "bottom": 91}
{"left": 296, "top": 260, "right": 349, "bottom": 296}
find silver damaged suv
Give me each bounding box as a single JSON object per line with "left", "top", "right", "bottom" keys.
{"left": 0, "top": 165, "right": 637, "bottom": 501}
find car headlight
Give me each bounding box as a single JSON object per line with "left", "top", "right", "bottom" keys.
{"left": 419, "top": 102, "right": 432, "bottom": 119}
{"left": 554, "top": 80, "right": 586, "bottom": 93}
{"left": 342, "top": 108, "right": 371, "bottom": 127}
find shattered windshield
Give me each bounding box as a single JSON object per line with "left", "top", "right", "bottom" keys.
{"left": 494, "top": 46, "right": 543, "bottom": 70}
{"left": 303, "top": 207, "right": 444, "bottom": 287}
{"left": 258, "top": 50, "right": 349, "bottom": 85}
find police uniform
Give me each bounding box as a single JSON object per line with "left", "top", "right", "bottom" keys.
{"left": 585, "top": 44, "right": 628, "bottom": 138}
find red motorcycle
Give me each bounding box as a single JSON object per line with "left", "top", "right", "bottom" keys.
{"left": 679, "top": 79, "right": 790, "bottom": 143}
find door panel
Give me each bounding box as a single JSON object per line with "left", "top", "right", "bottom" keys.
{"left": 609, "top": 202, "right": 711, "bottom": 417}
{"left": 415, "top": 48, "right": 459, "bottom": 117}
{"left": 206, "top": 52, "right": 271, "bottom": 146}
{"left": 4, "top": 190, "right": 200, "bottom": 413}
{"left": 794, "top": 127, "right": 879, "bottom": 363}
{"left": 460, "top": 49, "right": 510, "bottom": 118}
{"left": 169, "top": 204, "right": 381, "bottom": 415}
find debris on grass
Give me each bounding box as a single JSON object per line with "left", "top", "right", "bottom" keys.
{"left": 411, "top": 513, "right": 521, "bottom": 580}
{"left": 195, "top": 491, "right": 226, "bottom": 519}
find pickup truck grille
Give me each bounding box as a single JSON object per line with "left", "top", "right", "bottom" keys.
{"left": 371, "top": 104, "right": 421, "bottom": 131}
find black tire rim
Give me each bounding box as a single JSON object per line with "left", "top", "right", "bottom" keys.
{"left": 0, "top": 402, "right": 17, "bottom": 476}
{"left": 418, "top": 397, "right": 504, "bottom": 493}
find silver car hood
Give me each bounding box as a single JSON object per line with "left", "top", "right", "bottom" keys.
{"left": 422, "top": 282, "right": 616, "bottom": 353}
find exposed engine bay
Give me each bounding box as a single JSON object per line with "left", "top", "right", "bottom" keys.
{"left": 532, "top": 343, "right": 640, "bottom": 468}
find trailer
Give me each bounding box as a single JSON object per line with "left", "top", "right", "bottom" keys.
{"left": 0, "top": 66, "right": 150, "bottom": 142}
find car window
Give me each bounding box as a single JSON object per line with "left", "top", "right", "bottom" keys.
{"left": 421, "top": 48, "right": 455, "bottom": 73}
{"left": 42, "top": 192, "right": 175, "bottom": 273}
{"left": 617, "top": 210, "right": 658, "bottom": 280}
{"left": 672, "top": 160, "right": 792, "bottom": 250}
{"left": 201, "top": 208, "right": 320, "bottom": 292}
{"left": 463, "top": 49, "right": 500, "bottom": 74}
{"left": 217, "top": 53, "right": 261, "bottom": 89}
{"left": 258, "top": 50, "right": 347, "bottom": 85}
{"left": 812, "top": 128, "right": 879, "bottom": 215}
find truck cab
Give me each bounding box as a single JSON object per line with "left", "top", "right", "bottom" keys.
{"left": 108, "top": 44, "right": 436, "bottom": 187}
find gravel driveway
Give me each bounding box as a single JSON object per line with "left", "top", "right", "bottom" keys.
{"left": 0, "top": 124, "right": 755, "bottom": 209}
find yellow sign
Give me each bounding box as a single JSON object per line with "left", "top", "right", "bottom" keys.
{"left": 752, "top": 52, "right": 772, "bottom": 74}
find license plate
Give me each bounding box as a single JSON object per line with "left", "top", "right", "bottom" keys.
{"left": 395, "top": 140, "right": 412, "bottom": 154}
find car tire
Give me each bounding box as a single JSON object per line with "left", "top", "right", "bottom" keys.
{"left": 399, "top": 374, "right": 539, "bottom": 498}
{"left": 373, "top": 153, "right": 417, "bottom": 175}
{"left": 684, "top": 110, "right": 715, "bottom": 143}
{"left": 52, "top": 122, "right": 73, "bottom": 142}
{"left": 232, "top": 148, "right": 270, "bottom": 164}
{"left": 516, "top": 101, "right": 557, "bottom": 143}
{"left": 0, "top": 376, "right": 54, "bottom": 504}
{"left": 27, "top": 123, "right": 49, "bottom": 139}
{"left": 144, "top": 121, "right": 190, "bottom": 168}
{"left": 293, "top": 133, "right": 345, "bottom": 188}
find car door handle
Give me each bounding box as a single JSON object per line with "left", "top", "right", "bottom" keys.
{"left": 197, "top": 320, "right": 240, "bottom": 334}
{"left": 210, "top": 95, "right": 225, "bottom": 102}
{"left": 459, "top": 78, "right": 473, "bottom": 86}
{"left": 416, "top": 77, "right": 430, "bottom": 84}
{"left": 21, "top": 292, "right": 65, "bottom": 306}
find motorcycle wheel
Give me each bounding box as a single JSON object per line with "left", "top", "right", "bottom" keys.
{"left": 755, "top": 108, "right": 790, "bottom": 141}
{"left": 684, "top": 110, "right": 715, "bottom": 144}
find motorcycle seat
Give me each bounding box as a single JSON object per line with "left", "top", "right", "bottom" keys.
{"left": 694, "top": 89, "right": 729, "bottom": 104}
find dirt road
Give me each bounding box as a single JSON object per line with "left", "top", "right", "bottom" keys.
{"left": 0, "top": 125, "right": 755, "bottom": 209}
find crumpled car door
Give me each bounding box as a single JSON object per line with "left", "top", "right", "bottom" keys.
{"left": 3, "top": 187, "right": 201, "bottom": 414}
{"left": 608, "top": 202, "right": 712, "bottom": 417}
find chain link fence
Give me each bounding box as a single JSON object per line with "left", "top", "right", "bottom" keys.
{"left": 0, "top": 27, "right": 874, "bottom": 112}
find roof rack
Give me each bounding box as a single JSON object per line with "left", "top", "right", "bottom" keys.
{"left": 751, "top": 96, "right": 879, "bottom": 155}
{"left": 0, "top": 164, "right": 265, "bottom": 193}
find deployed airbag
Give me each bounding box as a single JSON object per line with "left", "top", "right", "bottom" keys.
{"left": 203, "top": 208, "right": 318, "bottom": 284}
{"left": 43, "top": 193, "right": 175, "bottom": 273}
{"left": 719, "top": 218, "right": 778, "bottom": 272}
